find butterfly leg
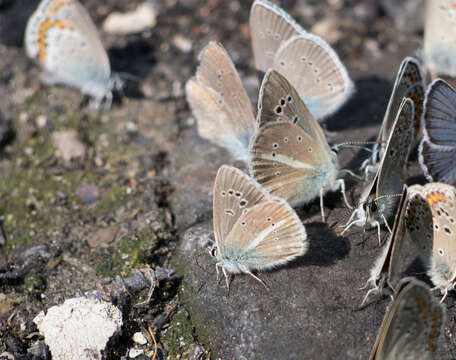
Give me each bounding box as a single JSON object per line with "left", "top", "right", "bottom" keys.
{"left": 320, "top": 187, "right": 326, "bottom": 222}
{"left": 245, "top": 270, "right": 269, "bottom": 290}
{"left": 374, "top": 220, "right": 382, "bottom": 245}
{"left": 222, "top": 267, "right": 231, "bottom": 289}
{"left": 381, "top": 214, "right": 393, "bottom": 234}
{"left": 336, "top": 178, "right": 353, "bottom": 210}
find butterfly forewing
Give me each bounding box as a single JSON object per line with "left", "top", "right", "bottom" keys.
{"left": 405, "top": 185, "right": 435, "bottom": 268}
{"left": 213, "top": 166, "right": 270, "bottom": 254}
{"left": 186, "top": 79, "right": 251, "bottom": 160}
{"left": 375, "top": 98, "right": 415, "bottom": 226}
{"left": 249, "top": 0, "right": 305, "bottom": 72}
{"left": 224, "top": 198, "right": 307, "bottom": 270}
{"left": 273, "top": 34, "right": 354, "bottom": 119}
{"left": 379, "top": 58, "right": 424, "bottom": 148}
{"left": 25, "top": 0, "right": 111, "bottom": 90}
{"left": 249, "top": 121, "right": 335, "bottom": 206}
{"left": 186, "top": 42, "right": 256, "bottom": 161}
{"left": 256, "top": 70, "right": 330, "bottom": 152}
{"left": 370, "top": 278, "right": 446, "bottom": 360}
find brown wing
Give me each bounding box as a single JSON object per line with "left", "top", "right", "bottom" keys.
{"left": 213, "top": 165, "right": 270, "bottom": 253}
{"left": 224, "top": 197, "right": 307, "bottom": 270}
{"left": 249, "top": 121, "right": 337, "bottom": 207}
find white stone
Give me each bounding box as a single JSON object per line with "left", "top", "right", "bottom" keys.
{"left": 132, "top": 331, "right": 148, "bottom": 345}
{"left": 103, "top": 2, "right": 157, "bottom": 35}
{"left": 129, "top": 348, "right": 144, "bottom": 358}
{"left": 33, "top": 297, "right": 123, "bottom": 360}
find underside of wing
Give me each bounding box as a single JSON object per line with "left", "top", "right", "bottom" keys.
{"left": 257, "top": 70, "right": 330, "bottom": 152}
{"left": 187, "top": 42, "right": 256, "bottom": 160}
{"left": 224, "top": 197, "right": 307, "bottom": 270}
{"left": 273, "top": 34, "right": 354, "bottom": 119}
{"left": 213, "top": 165, "right": 270, "bottom": 252}
{"left": 249, "top": 121, "right": 336, "bottom": 206}
{"left": 186, "top": 79, "right": 251, "bottom": 161}
{"left": 249, "top": 0, "right": 305, "bottom": 72}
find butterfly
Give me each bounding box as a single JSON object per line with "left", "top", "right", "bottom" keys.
{"left": 343, "top": 98, "right": 415, "bottom": 243}
{"left": 24, "top": 0, "right": 122, "bottom": 108}
{"left": 405, "top": 182, "right": 456, "bottom": 300}
{"left": 419, "top": 79, "right": 456, "bottom": 185}
{"left": 249, "top": 69, "right": 352, "bottom": 221}
{"left": 185, "top": 42, "right": 256, "bottom": 162}
{"left": 369, "top": 277, "right": 446, "bottom": 360}
{"left": 362, "top": 57, "right": 424, "bottom": 178}
{"left": 211, "top": 165, "right": 308, "bottom": 288}
{"left": 249, "top": 0, "right": 354, "bottom": 120}
{"left": 423, "top": 0, "right": 456, "bottom": 78}
{"left": 362, "top": 185, "right": 408, "bottom": 305}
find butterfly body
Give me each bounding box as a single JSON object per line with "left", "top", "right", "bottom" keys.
{"left": 344, "top": 98, "right": 415, "bottom": 241}
{"left": 25, "top": 0, "right": 118, "bottom": 107}
{"left": 363, "top": 186, "right": 408, "bottom": 305}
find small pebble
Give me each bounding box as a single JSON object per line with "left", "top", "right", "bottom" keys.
{"left": 133, "top": 331, "right": 148, "bottom": 345}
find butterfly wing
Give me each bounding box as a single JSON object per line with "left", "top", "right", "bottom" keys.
{"left": 213, "top": 165, "right": 270, "bottom": 255}
{"left": 424, "top": 0, "right": 456, "bottom": 77}
{"left": 419, "top": 79, "right": 456, "bottom": 183}
{"left": 25, "top": 0, "right": 111, "bottom": 100}
{"left": 405, "top": 185, "right": 435, "bottom": 268}
{"left": 186, "top": 42, "right": 256, "bottom": 161}
{"left": 368, "top": 186, "right": 409, "bottom": 297}
{"left": 223, "top": 197, "right": 307, "bottom": 271}
{"left": 272, "top": 34, "right": 354, "bottom": 119}
{"left": 375, "top": 98, "right": 415, "bottom": 227}
{"left": 249, "top": 0, "right": 306, "bottom": 72}
{"left": 256, "top": 70, "right": 330, "bottom": 153}
{"left": 419, "top": 183, "right": 456, "bottom": 292}
{"left": 378, "top": 58, "right": 424, "bottom": 151}
{"left": 249, "top": 121, "right": 337, "bottom": 207}
{"left": 370, "top": 278, "right": 446, "bottom": 360}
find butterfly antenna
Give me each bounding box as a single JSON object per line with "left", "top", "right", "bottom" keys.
{"left": 332, "top": 141, "right": 378, "bottom": 153}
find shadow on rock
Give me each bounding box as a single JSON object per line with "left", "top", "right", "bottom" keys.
{"left": 325, "top": 76, "right": 392, "bottom": 131}
{"left": 293, "top": 222, "right": 350, "bottom": 267}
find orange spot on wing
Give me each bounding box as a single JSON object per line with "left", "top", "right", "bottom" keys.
{"left": 49, "top": 0, "right": 73, "bottom": 15}
{"left": 38, "top": 19, "right": 73, "bottom": 63}
{"left": 427, "top": 192, "right": 447, "bottom": 207}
